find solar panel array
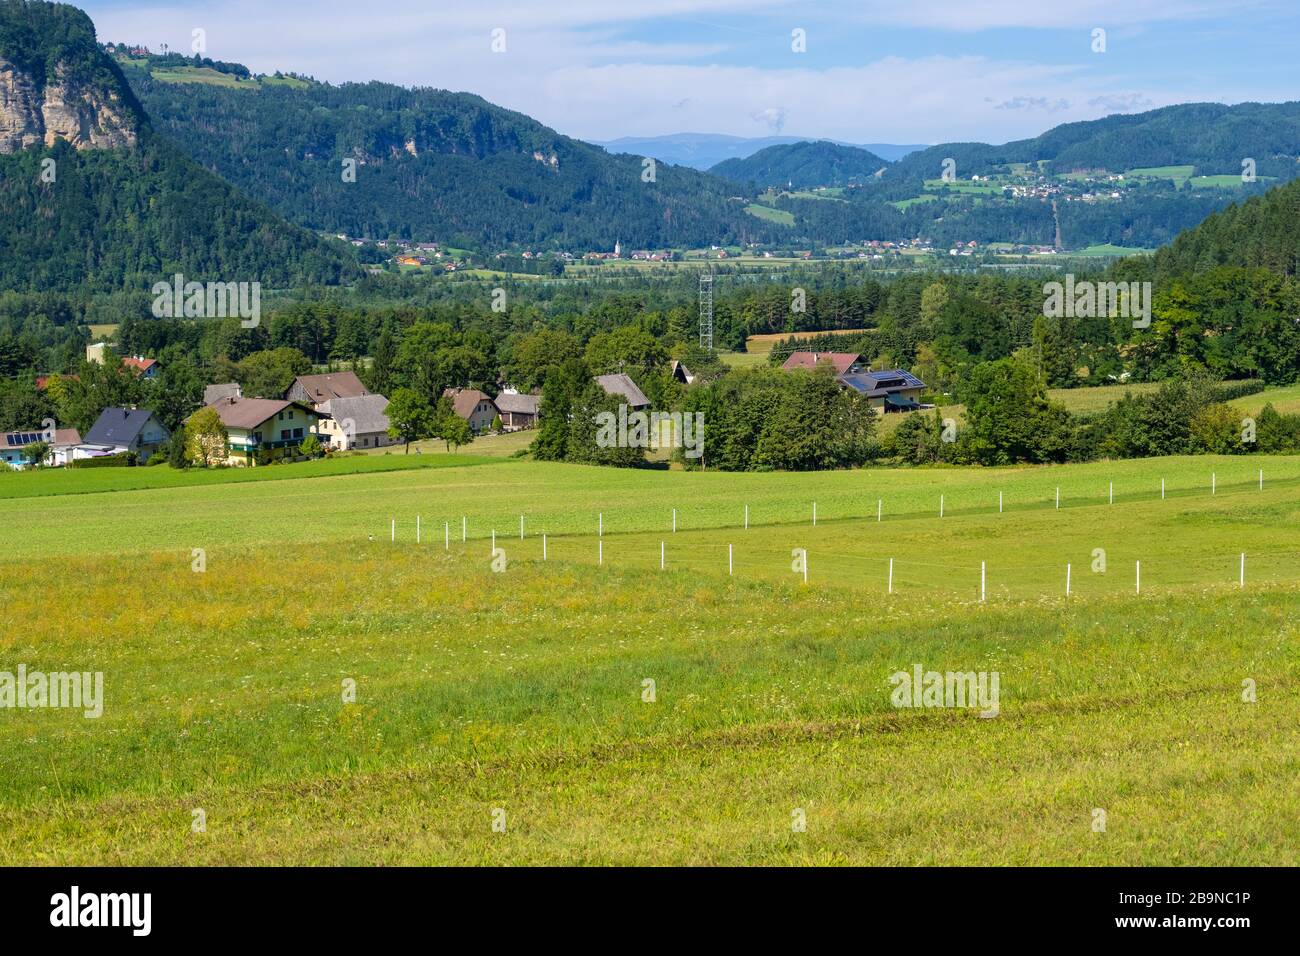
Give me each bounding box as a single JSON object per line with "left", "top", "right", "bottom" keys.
{"left": 4, "top": 432, "right": 45, "bottom": 447}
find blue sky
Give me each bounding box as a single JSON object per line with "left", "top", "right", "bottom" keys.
{"left": 81, "top": 0, "right": 1299, "bottom": 144}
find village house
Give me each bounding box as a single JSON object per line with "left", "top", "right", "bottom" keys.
{"left": 1, "top": 428, "right": 80, "bottom": 469}
{"left": 669, "top": 361, "right": 695, "bottom": 385}
{"left": 121, "top": 357, "right": 159, "bottom": 379}
{"left": 838, "top": 369, "right": 928, "bottom": 412}
{"left": 316, "top": 394, "right": 393, "bottom": 450}
{"left": 194, "top": 396, "right": 319, "bottom": 465}
{"left": 595, "top": 373, "right": 650, "bottom": 411}
{"left": 443, "top": 387, "right": 499, "bottom": 433}
{"left": 780, "top": 352, "right": 927, "bottom": 413}
{"left": 203, "top": 382, "right": 242, "bottom": 406}
{"left": 286, "top": 371, "right": 371, "bottom": 412}
{"left": 493, "top": 391, "right": 541, "bottom": 431}
{"left": 80, "top": 408, "right": 170, "bottom": 461}
{"left": 780, "top": 351, "right": 864, "bottom": 376}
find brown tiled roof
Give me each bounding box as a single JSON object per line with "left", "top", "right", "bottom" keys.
{"left": 443, "top": 388, "right": 498, "bottom": 420}
{"left": 780, "top": 351, "right": 860, "bottom": 375}
{"left": 198, "top": 397, "right": 309, "bottom": 431}
{"left": 292, "top": 371, "right": 368, "bottom": 403}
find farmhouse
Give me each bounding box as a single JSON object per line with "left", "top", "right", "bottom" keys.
{"left": 443, "top": 387, "right": 499, "bottom": 433}
{"left": 838, "top": 369, "right": 928, "bottom": 412}
{"left": 493, "top": 391, "right": 541, "bottom": 431}
{"left": 80, "top": 408, "right": 169, "bottom": 462}
{"left": 286, "top": 371, "right": 371, "bottom": 412}
{"left": 780, "top": 351, "right": 864, "bottom": 376}
{"left": 595, "top": 373, "right": 650, "bottom": 411}
{"left": 203, "top": 382, "right": 242, "bottom": 405}
{"left": 316, "top": 394, "right": 393, "bottom": 450}
{"left": 780, "top": 351, "right": 927, "bottom": 413}
{"left": 196, "top": 396, "right": 319, "bottom": 465}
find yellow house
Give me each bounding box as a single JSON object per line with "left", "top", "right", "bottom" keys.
{"left": 193, "top": 396, "right": 319, "bottom": 465}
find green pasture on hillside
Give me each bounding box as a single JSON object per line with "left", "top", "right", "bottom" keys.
{"left": 2, "top": 454, "right": 1298, "bottom": 864}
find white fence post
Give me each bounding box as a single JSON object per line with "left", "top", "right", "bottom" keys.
{"left": 391, "top": 518, "right": 395, "bottom": 542}
{"left": 744, "top": 504, "right": 749, "bottom": 530}
{"left": 444, "top": 521, "right": 449, "bottom": 550}
{"left": 980, "top": 561, "right": 986, "bottom": 602}
{"left": 877, "top": 499, "right": 882, "bottom": 522}
{"left": 543, "top": 534, "right": 547, "bottom": 561}
{"left": 416, "top": 515, "right": 421, "bottom": 544}
{"left": 1135, "top": 560, "right": 1141, "bottom": 595}
{"left": 729, "top": 544, "right": 733, "bottom": 576}
{"left": 1240, "top": 552, "right": 1245, "bottom": 588}
{"left": 999, "top": 491, "right": 1003, "bottom": 513}
{"left": 1066, "top": 563, "right": 1071, "bottom": 597}
{"left": 1055, "top": 486, "right": 1060, "bottom": 510}
{"left": 520, "top": 515, "right": 524, "bottom": 540}
{"left": 660, "top": 540, "right": 665, "bottom": 570}
{"left": 888, "top": 557, "right": 894, "bottom": 595}
{"left": 462, "top": 516, "right": 467, "bottom": 542}
{"left": 940, "top": 494, "right": 944, "bottom": 518}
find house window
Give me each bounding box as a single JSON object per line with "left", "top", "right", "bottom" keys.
{"left": 281, "top": 430, "right": 290, "bottom": 441}
{"left": 278, "top": 411, "right": 285, "bottom": 421}
{"left": 293, "top": 428, "right": 303, "bottom": 439}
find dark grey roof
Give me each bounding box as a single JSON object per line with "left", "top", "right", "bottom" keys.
{"left": 494, "top": 392, "right": 540, "bottom": 415}
{"left": 595, "top": 373, "right": 650, "bottom": 409}
{"left": 83, "top": 408, "right": 162, "bottom": 446}
{"left": 321, "top": 394, "right": 390, "bottom": 434}
{"left": 839, "top": 369, "right": 926, "bottom": 396}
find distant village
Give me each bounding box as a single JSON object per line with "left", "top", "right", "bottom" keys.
{"left": 2, "top": 341, "right": 927, "bottom": 471}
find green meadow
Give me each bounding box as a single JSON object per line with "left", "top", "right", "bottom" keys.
{"left": 1, "top": 454, "right": 1298, "bottom": 864}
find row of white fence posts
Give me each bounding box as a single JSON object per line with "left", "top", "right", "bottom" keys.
{"left": 407, "top": 469, "right": 1265, "bottom": 590}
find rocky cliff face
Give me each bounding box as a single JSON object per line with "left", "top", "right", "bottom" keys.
{"left": 0, "top": 57, "right": 136, "bottom": 153}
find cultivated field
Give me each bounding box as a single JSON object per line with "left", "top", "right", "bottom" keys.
{"left": 2, "top": 454, "right": 1298, "bottom": 864}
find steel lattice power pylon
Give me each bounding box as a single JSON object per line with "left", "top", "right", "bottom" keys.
{"left": 699, "top": 272, "right": 714, "bottom": 351}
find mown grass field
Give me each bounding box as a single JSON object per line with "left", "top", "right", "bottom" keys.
{"left": 2, "top": 454, "right": 1298, "bottom": 864}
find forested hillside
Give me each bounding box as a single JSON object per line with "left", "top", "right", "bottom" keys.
{"left": 1142, "top": 177, "right": 1300, "bottom": 280}
{"left": 124, "top": 66, "right": 779, "bottom": 250}
{"left": 0, "top": 1, "right": 357, "bottom": 294}
{"left": 710, "top": 141, "right": 889, "bottom": 188}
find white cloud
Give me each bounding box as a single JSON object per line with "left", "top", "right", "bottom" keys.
{"left": 81, "top": 0, "right": 1288, "bottom": 143}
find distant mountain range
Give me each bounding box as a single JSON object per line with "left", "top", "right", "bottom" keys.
{"left": 591, "top": 133, "right": 928, "bottom": 169}
{"left": 6, "top": 0, "right": 1300, "bottom": 297}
